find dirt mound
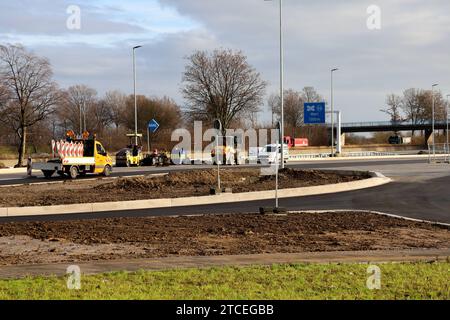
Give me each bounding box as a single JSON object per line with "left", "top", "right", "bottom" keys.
{"left": 104, "top": 169, "right": 260, "bottom": 192}
{"left": 0, "top": 168, "right": 368, "bottom": 207}
{"left": 0, "top": 212, "right": 449, "bottom": 266}
{"left": 100, "top": 169, "right": 365, "bottom": 193}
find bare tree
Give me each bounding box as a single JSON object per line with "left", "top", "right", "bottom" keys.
{"left": 267, "top": 93, "right": 280, "bottom": 127}
{"left": 87, "top": 99, "right": 113, "bottom": 135}
{"left": 402, "top": 89, "right": 423, "bottom": 125}
{"left": 0, "top": 44, "right": 60, "bottom": 166}
{"left": 270, "top": 89, "right": 305, "bottom": 136}
{"left": 103, "top": 90, "right": 127, "bottom": 129}
{"left": 301, "top": 87, "right": 323, "bottom": 103}
{"left": 284, "top": 89, "right": 305, "bottom": 136}
{"left": 59, "top": 84, "right": 98, "bottom": 133}
{"left": 271, "top": 87, "right": 324, "bottom": 136}
{"left": 0, "top": 83, "right": 8, "bottom": 104}
{"left": 182, "top": 49, "right": 267, "bottom": 132}
{"left": 122, "top": 95, "right": 182, "bottom": 150}
{"left": 381, "top": 94, "right": 404, "bottom": 135}
{"left": 381, "top": 94, "right": 403, "bottom": 123}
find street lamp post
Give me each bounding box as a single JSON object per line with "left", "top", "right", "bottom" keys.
{"left": 79, "top": 104, "right": 83, "bottom": 134}
{"left": 133, "top": 45, "right": 142, "bottom": 146}
{"left": 83, "top": 101, "right": 86, "bottom": 132}
{"left": 432, "top": 84, "right": 439, "bottom": 159}
{"left": 265, "top": 0, "right": 285, "bottom": 168}
{"left": 331, "top": 68, "right": 339, "bottom": 157}
{"left": 447, "top": 94, "right": 450, "bottom": 161}
{"left": 278, "top": 0, "right": 285, "bottom": 169}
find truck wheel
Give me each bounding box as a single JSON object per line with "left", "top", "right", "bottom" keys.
{"left": 103, "top": 165, "right": 112, "bottom": 177}
{"left": 69, "top": 166, "right": 78, "bottom": 179}
{"left": 43, "top": 170, "right": 55, "bottom": 179}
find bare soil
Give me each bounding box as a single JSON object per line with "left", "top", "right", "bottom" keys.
{"left": 0, "top": 212, "right": 448, "bottom": 266}
{"left": 0, "top": 169, "right": 368, "bottom": 207}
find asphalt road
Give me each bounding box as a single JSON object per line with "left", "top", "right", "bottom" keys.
{"left": 0, "top": 157, "right": 428, "bottom": 186}
{"left": 1, "top": 157, "right": 449, "bottom": 224}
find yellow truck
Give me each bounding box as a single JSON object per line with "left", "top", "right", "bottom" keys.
{"left": 32, "top": 132, "right": 113, "bottom": 179}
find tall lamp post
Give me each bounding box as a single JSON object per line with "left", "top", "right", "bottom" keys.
{"left": 330, "top": 68, "right": 339, "bottom": 157}
{"left": 133, "top": 45, "right": 142, "bottom": 146}
{"left": 83, "top": 101, "right": 86, "bottom": 132}
{"left": 432, "top": 83, "right": 439, "bottom": 158}
{"left": 265, "top": 0, "right": 285, "bottom": 168}
{"left": 446, "top": 94, "right": 450, "bottom": 160}
{"left": 278, "top": 0, "right": 285, "bottom": 168}
{"left": 79, "top": 103, "right": 83, "bottom": 134}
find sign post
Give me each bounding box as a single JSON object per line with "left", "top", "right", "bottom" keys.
{"left": 213, "top": 120, "right": 223, "bottom": 193}
{"left": 275, "top": 121, "right": 281, "bottom": 209}
{"left": 304, "top": 103, "right": 343, "bottom": 156}
{"left": 147, "top": 119, "right": 160, "bottom": 153}
{"left": 326, "top": 110, "right": 342, "bottom": 155}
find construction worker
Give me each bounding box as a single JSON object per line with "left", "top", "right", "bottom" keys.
{"left": 225, "top": 145, "right": 235, "bottom": 165}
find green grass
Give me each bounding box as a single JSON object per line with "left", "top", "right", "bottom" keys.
{"left": 0, "top": 262, "right": 448, "bottom": 300}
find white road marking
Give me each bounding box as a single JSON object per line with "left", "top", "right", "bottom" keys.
{"left": 0, "top": 177, "right": 24, "bottom": 181}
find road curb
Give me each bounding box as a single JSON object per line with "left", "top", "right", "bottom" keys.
{"left": 0, "top": 168, "right": 39, "bottom": 175}
{"left": 0, "top": 171, "right": 391, "bottom": 218}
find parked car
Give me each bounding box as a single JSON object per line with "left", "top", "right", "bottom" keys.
{"left": 257, "top": 144, "right": 289, "bottom": 165}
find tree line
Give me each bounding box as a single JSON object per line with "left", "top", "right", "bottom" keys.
{"left": 1, "top": 45, "right": 331, "bottom": 166}
{"left": 382, "top": 89, "right": 448, "bottom": 134}
{"left": 0, "top": 44, "right": 183, "bottom": 166}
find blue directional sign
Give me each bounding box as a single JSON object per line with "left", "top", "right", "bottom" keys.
{"left": 148, "top": 119, "right": 160, "bottom": 134}
{"left": 304, "top": 102, "right": 326, "bottom": 124}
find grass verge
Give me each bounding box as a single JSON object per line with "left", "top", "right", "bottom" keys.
{"left": 0, "top": 262, "right": 448, "bottom": 300}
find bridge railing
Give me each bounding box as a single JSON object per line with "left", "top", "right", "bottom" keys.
{"left": 339, "top": 120, "right": 447, "bottom": 128}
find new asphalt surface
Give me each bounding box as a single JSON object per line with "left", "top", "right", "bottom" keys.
{"left": 1, "top": 158, "right": 449, "bottom": 223}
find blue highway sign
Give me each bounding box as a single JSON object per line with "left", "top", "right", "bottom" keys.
{"left": 304, "top": 102, "right": 326, "bottom": 124}
{"left": 148, "top": 119, "right": 160, "bottom": 133}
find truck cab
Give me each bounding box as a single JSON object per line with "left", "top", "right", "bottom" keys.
{"left": 284, "top": 136, "right": 309, "bottom": 148}
{"left": 93, "top": 141, "right": 112, "bottom": 175}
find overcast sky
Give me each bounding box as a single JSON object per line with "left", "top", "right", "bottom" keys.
{"left": 1, "top": 0, "right": 449, "bottom": 123}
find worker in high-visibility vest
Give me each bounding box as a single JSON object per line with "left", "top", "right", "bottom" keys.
{"left": 225, "top": 145, "right": 235, "bottom": 165}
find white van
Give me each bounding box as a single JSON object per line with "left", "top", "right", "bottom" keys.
{"left": 257, "top": 144, "right": 289, "bottom": 165}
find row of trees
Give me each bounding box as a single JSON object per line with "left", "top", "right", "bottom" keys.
{"left": 0, "top": 44, "right": 183, "bottom": 166}
{"left": 0, "top": 45, "right": 335, "bottom": 166}
{"left": 382, "top": 89, "right": 448, "bottom": 134}
{"left": 181, "top": 49, "right": 328, "bottom": 145}
{"left": 11, "top": 44, "right": 443, "bottom": 166}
